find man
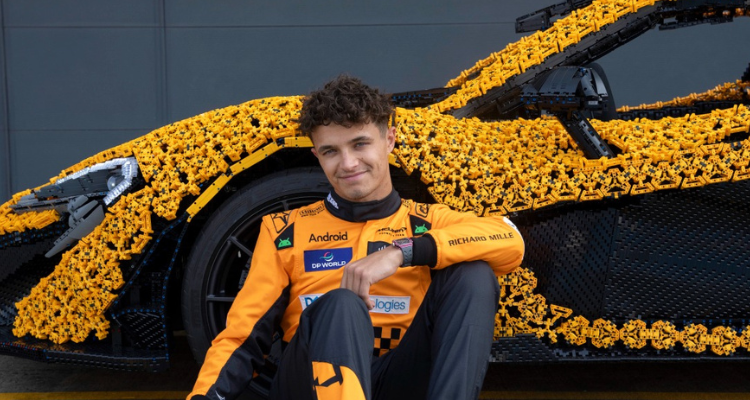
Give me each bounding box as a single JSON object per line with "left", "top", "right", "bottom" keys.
{"left": 188, "top": 75, "right": 524, "bottom": 400}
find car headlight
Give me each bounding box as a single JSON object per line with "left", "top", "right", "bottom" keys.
{"left": 10, "top": 157, "right": 140, "bottom": 257}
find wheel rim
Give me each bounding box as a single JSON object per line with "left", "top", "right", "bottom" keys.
{"left": 202, "top": 195, "right": 326, "bottom": 339}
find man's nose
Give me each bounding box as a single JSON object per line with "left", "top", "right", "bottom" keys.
{"left": 340, "top": 150, "right": 360, "bottom": 170}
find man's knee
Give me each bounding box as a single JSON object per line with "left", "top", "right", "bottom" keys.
{"left": 437, "top": 261, "right": 499, "bottom": 302}
{"left": 305, "top": 288, "right": 370, "bottom": 320}
{"left": 298, "top": 289, "right": 373, "bottom": 355}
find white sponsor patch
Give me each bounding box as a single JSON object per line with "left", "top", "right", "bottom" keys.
{"left": 326, "top": 193, "right": 339, "bottom": 209}
{"left": 300, "top": 294, "right": 324, "bottom": 310}
{"left": 299, "top": 294, "right": 410, "bottom": 314}
{"left": 369, "top": 295, "right": 410, "bottom": 314}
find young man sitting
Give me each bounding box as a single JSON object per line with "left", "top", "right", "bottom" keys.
{"left": 188, "top": 75, "right": 524, "bottom": 400}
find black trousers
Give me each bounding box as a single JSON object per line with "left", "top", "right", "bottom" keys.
{"left": 269, "top": 261, "right": 501, "bottom": 400}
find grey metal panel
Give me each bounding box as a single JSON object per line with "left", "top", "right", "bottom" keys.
{"left": 5, "top": 27, "right": 163, "bottom": 131}
{"left": 166, "top": 24, "right": 527, "bottom": 121}
{"left": 0, "top": 0, "right": 9, "bottom": 203}
{"left": 2, "top": 0, "right": 749, "bottom": 200}
{"left": 597, "top": 19, "right": 750, "bottom": 108}
{"left": 3, "top": 0, "right": 160, "bottom": 27}
{"left": 9, "top": 129, "right": 146, "bottom": 193}
{"left": 165, "top": 0, "right": 559, "bottom": 26}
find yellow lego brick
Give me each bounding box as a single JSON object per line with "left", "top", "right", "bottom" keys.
{"left": 187, "top": 173, "right": 233, "bottom": 219}
{"left": 284, "top": 136, "right": 313, "bottom": 148}
{"left": 620, "top": 319, "right": 648, "bottom": 349}
{"left": 230, "top": 142, "right": 281, "bottom": 175}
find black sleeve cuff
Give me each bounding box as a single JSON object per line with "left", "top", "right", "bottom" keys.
{"left": 412, "top": 234, "right": 437, "bottom": 268}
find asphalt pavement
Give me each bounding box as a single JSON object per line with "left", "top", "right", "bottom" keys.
{"left": 1, "top": 334, "right": 749, "bottom": 400}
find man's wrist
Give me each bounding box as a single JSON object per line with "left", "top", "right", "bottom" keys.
{"left": 392, "top": 238, "right": 414, "bottom": 267}
{"left": 411, "top": 234, "right": 437, "bottom": 268}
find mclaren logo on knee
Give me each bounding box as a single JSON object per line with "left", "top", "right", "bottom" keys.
{"left": 313, "top": 363, "right": 343, "bottom": 387}
{"left": 312, "top": 361, "right": 366, "bottom": 400}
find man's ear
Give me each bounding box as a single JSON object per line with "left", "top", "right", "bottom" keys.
{"left": 386, "top": 126, "right": 396, "bottom": 152}
{"left": 311, "top": 147, "right": 319, "bottom": 159}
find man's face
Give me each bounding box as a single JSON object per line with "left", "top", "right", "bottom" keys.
{"left": 311, "top": 122, "right": 396, "bottom": 203}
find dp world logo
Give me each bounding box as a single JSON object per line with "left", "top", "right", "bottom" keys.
{"left": 304, "top": 248, "right": 352, "bottom": 272}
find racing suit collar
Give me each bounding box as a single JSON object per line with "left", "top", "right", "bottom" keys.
{"left": 325, "top": 189, "right": 401, "bottom": 222}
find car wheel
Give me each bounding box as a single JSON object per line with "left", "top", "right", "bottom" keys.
{"left": 181, "top": 167, "right": 330, "bottom": 365}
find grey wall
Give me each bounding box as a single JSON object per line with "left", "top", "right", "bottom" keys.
{"left": 1, "top": 0, "right": 748, "bottom": 202}
{"left": 2, "top": 0, "right": 165, "bottom": 203}
{"left": 1, "top": 2, "right": 10, "bottom": 202}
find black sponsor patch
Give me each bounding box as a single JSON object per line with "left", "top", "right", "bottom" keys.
{"left": 270, "top": 211, "right": 292, "bottom": 233}
{"left": 275, "top": 223, "right": 294, "bottom": 250}
{"left": 367, "top": 241, "right": 391, "bottom": 255}
{"left": 410, "top": 215, "right": 431, "bottom": 236}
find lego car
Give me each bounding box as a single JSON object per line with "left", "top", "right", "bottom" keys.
{"left": 1, "top": 0, "right": 749, "bottom": 379}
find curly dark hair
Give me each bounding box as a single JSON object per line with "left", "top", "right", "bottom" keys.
{"left": 298, "top": 75, "right": 393, "bottom": 137}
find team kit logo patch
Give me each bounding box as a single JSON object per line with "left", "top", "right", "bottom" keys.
{"left": 415, "top": 203, "right": 430, "bottom": 218}
{"left": 304, "top": 248, "right": 353, "bottom": 272}
{"left": 270, "top": 211, "right": 292, "bottom": 233}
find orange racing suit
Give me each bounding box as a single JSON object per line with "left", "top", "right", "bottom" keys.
{"left": 188, "top": 189, "right": 524, "bottom": 399}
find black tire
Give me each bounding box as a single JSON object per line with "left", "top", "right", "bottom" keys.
{"left": 181, "top": 167, "right": 330, "bottom": 363}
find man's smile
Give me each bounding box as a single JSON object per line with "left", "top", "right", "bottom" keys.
{"left": 339, "top": 171, "right": 368, "bottom": 182}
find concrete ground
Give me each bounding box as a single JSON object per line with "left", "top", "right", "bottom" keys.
{"left": 0, "top": 334, "right": 748, "bottom": 400}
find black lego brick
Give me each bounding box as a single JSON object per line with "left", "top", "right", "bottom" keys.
{"left": 0, "top": 253, "right": 59, "bottom": 326}
{"left": 491, "top": 334, "right": 560, "bottom": 363}
{"left": 0, "top": 326, "right": 169, "bottom": 371}
{"left": 605, "top": 180, "right": 750, "bottom": 320}
{"left": 514, "top": 202, "right": 618, "bottom": 319}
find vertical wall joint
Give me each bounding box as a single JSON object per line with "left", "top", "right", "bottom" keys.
{"left": 0, "top": 0, "right": 13, "bottom": 201}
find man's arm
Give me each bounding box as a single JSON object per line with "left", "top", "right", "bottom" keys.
{"left": 341, "top": 203, "right": 524, "bottom": 307}
{"left": 340, "top": 246, "right": 403, "bottom": 309}
{"left": 188, "top": 217, "right": 290, "bottom": 400}
{"left": 414, "top": 204, "right": 525, "bottom": 275}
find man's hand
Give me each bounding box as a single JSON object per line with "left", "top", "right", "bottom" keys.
{"left": 341, "top": 246, "right": 403, "bottom": 309}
